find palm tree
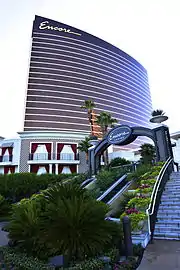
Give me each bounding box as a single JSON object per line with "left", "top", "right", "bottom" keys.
{"left": 151, "top": 109, "right": 165, "bottom": 117}
{"left": 96, "top": 112, "right": 118, "bottom": 165}
{"left": 81, "top": 99, "right": 95, "bottom": 135}
{"left": 139, "top": 143, "right": 156, "bottom": 164}
{"left": 96, "top": 112, "right": 118, "bottom": 137}
{"left": 78, "top": 137, "right": 91, "bottom": 163}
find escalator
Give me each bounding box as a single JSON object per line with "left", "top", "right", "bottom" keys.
{"left": 82, "top": 163, "right": 138, "bottom": 205}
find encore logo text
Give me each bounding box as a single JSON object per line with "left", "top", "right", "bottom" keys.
{"left": 39, "top": 21, "right": 82, "bottom": 36}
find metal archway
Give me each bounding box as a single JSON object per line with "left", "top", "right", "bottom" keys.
{"left": 88, "top": 125, "right": 173, "bottom": 176}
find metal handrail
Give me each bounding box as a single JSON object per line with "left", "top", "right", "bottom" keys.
{"left": 148, "top": 157, "right": 172, "bottom": 216}
{"left": 146, "top": 157, "right": 174, "bottom": 241}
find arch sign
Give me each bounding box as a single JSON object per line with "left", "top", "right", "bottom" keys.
{"left": 88, "top": 124, "right": 173, "bottom": 176}
{"left": 107, "top": 125, "right": 132, "bottom": 145}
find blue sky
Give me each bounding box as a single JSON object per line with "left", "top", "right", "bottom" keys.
{"left": 1, "top": 0, "right": 180, "bottom": 137}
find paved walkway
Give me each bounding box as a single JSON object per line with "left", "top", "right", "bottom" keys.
{"left": 0, "top": 222, "right": 9, "bottom": 247}
{"left": 138, "top": 240, "right": 180, "bottom": 270}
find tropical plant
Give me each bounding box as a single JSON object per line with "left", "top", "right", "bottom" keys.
{"left": 151, "top": 109, "right": 165, "bottom": 117}
{"left": 95, "top": 169, "right": 121, "bottom": 192}
{"left": 127, "top": 196, "right": 150, "bottom": 210}
{"left": 139, "top": 143, "right": 156, "bottom": 164}
{"left": 0, "top": 173, "right": 70, "bottom": 202}
{"left": 109, "top": 157, "right": 131, "bottom": 168}
{"left": 6, "top": 196, "right": 48, "bottom": 258}
{"left": 0, "top": 246, "right": 55, "bottom": 270}
{"left": 81, "top": 99, "right": 95, "bottom": 135}
{"left": 96, "top": 112, "right": 118, "bottom": 165}
{"left": 0, "top": 195, "right": 11, "bottom": 216}
{"left": 96, "top": 112, "right": 118, "bottom": 137}
{"left": 78, "top": 137, "right": 91, "bottom": 163}
{"left": 121, "top": 212, "right": 147, "bottom": 231}
{"left": 41, "top": 183, "right": 119, "bottom": 261}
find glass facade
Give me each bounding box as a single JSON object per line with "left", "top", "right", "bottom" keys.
{"left": 24, "top": 15, "right": 152, "bottom": 148}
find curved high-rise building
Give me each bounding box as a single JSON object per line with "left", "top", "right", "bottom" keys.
{"left": 24, "top": 15, "right": 152, "bottom": 149}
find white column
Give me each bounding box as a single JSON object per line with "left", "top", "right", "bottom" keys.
{"left": 55, "top": 164, "right": 58, "bottom": 175}
{"left": 49, "top": 164, "right": 52, "bottom": 174}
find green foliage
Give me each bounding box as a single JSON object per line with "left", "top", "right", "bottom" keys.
{"left": 0, "top": 194, "right": 11, "bottom": 216}
{"left": 127, "top": 197, "right": 150, "bottom": 209}
{"left": 67, "top": 258, "right": 104, "bottom": 270}
{"left": 121, "top": 212, "right": 147, "bottom": 231}
{"left": 127, "top": 164, "right": 152, "bottom": 182}
{"left": 136, "top": 187, "right": 152, "bottom": 194}
{"left": 0, "top": 173, "right": 70, "bottom": 202}
{"left": 42, "top": 183, "right": 119, "bottom": 260}
{"left": 151, "top": 109, "right": 165, "bottom": 116}
{"left": 96, "top": 112, "right": 118, "bottom": 136}
{"left": 140, "top": 179, "right": 156, "bottom": 186}
{"left": 0, "top": 246, "right": 55, "bottom": 270}
{"left": 8, "top": 183, "right": 120, "bottom": 261}
{"left": 139, "top": 143, "right": 156, "bottom": 164}
{"left": 109, "top": 157, "right": 131, "bottom": 168}
{"left": 78, "top": 137, "right": 91, "bottom": 154}
{"left": 111, "top": 192, "right": 137, "bottom": 218}
{"left": 95, "top": 169, "right": 120, "bottom": 192}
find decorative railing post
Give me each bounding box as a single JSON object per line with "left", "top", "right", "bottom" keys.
{"left": 122, "top": 216, "right": 133, "bottom": 257}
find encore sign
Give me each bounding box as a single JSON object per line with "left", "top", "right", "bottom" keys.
{"left": 107, "top": 126, "right": 132, "bottom": 145}
{"left": 39, "top": 21, "right": 82, "bottom": 36}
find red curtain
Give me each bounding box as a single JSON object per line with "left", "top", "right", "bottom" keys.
{"left": 45, "top": 165, "right": 49, "bottom": 173}
{"left": 1, "top": 148, "right": 7, "bottom": 156}
{"left": 10, "top": 166, "right": 15, "bottom": 173}
{"left": 58, "top": 165, "right": 64, "bottom": 174}
{"left": 70, "top": 165, "right": 76, "bottom": 173}
{"left": 52, "top": 164, "right": 56, "bottom": 174}
{"left": 57, "top": 144, "right": 64, "bottom": 159}
{"left": 31, "top": 143, "right": 39, "bottom": 153}
{"left": 31, "top": 164, "right": 39, "bottom": 173}
{"left": 45, "top": 143, "right": 51, "bottom": 160}
{"left": 4, "top": 166, "right": 15, "bottom": 174}
{"left": 8, "top": 147, "right": 13, "bottom": 156}
{"left": 71, "top": 144, "right": 77, "bottom": 159}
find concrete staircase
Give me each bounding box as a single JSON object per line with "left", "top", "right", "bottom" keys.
{"left": 154, "top": 172, "right": 180, "bottom": 240}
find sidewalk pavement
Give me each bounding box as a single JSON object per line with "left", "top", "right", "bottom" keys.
{"left": 138, "top": 240, "right": 180, "bottom": 270}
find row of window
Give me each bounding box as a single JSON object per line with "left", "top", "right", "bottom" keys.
{"left": 32, "top": 43, "right": 148, "bottom": 88}
{"left": 33, "top": 33, "right": 148, "bottom": 79}
{"left": 31, "top": 50, "right": 151, "bottom": 102}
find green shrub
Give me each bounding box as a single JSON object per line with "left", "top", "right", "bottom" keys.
{"left": 140, "top": 179, "right": 156, "bottom": 186}
{"left": 96, "top": 169, "right": 121, "bottom": 191}
{"left": 127, "top": 164, "right": 152, "bottom": 182}
{"left": 109, "top": 157, "right": 131, "bottom": 168}
{"left": 41, "top": 183, "right": 120, "bottom": 260}
{"left": 0, "top": 173, "right": 72, "bottom": 202}
{"left": 0, "top": 194, "right": 11, "bottom": 216}
{"left": 67, "top": 258, "right": 104, "bottom": 270}
{"left": 8, "top": 183, "right": 120, "bottom": 261}
{"left": 136, "top": 187, "right": 152, "bottom": 194}
{"left": 111, "top": 192, "right": 137, "bottom": 218}
{"left": 127, "top": 197, "right": 150, "bottom": 210}
{"left": 0, "top": 246, "right": 55, "bottom": 270}
{"left": 121, "top": 212, "right": 147, "bottom": 231}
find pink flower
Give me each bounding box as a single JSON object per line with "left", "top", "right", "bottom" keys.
{"left": 125, "top": 208, "right": 139, "bottom": 215}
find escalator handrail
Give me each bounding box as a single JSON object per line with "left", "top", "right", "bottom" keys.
{"left": 97, "top": 174, "right": 127, "bottom": 201}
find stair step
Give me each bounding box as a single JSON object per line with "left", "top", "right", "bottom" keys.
{"left": 159, "top": 202, "right": 180, "bottom": 206}
{"left": 157, "top": 213, "right": 180, "bottom": 219}
{"left": 156, "top": 220, "right": 180, "bottom": 226}
{"left": 154, "top": 231, "right": 180, "bottom": 240}
{"left": 155, "top": 225, "right": 180, "bottom": 233}
{"left": 161, "top": 197, "right": 180, "bottom": 201}
{"left": 158, "top": 206, "right": 180, "bottom": 211}
{"left": 161, "top": 196, "right": 180, "bottom": 200}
